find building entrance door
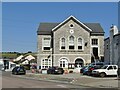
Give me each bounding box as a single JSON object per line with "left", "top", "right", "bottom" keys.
{"left": 75, "top": 59, "right": 84, "bottom": 67}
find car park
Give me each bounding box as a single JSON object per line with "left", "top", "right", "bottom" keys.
{"left": 47, "top": 66, "right": 64, "bottom": 74}
{"left": 92, "top": 65, "right": 118, "bottom": 77}
{"left": 12, "top": 66, "right": 26, "bottom": 75}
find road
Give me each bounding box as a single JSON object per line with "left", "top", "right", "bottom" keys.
{"left": 2, "top": 71, "right": 87, "bottom": 89}
{"left": 1, "top": 71, "right": 117, "bottom": 90}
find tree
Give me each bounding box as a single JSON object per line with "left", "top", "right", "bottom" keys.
{"left": 27, "top": 51, "right": 32, "bottom": 53}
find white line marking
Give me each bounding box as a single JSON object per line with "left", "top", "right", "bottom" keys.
{"left": 57, "top": 84, "right": 66, "bottom": 88}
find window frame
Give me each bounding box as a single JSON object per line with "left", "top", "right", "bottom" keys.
{"left": 92, "top": 39, "right": 98, "bottom": 46}
{"left": 41, "top": 59, "right": 52, "bottom": 69}
{"left": 42, "top": 37, "right": 51, "bottom": 51}
{"left": 69, "top": 23, "right": 74, "bottom": 28}
{"left": 59, "top": 58, "right": 68, "bottom": 68}
{"left": 60, "top": 37, "right": 66, "bottom": 50}
{"left": 69, "top": 36, "right": 75, "bottom": 50}
{"left": 77, "top": 37, "right": 84, "bottom": 51}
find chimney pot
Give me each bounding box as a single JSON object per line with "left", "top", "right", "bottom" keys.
{"left": 110, "top": 24, "right": 114, "bottom": 28}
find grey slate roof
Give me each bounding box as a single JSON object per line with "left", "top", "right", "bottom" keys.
{"left": 37, "top": 23, "right": 60, "bottom": 35}
{"left": 37, "top": 22, "right": 104, "bottom": 35}
{"left": 83, "top": 23, "right": 104, "bottom": 33}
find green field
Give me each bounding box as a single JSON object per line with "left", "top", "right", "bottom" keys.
{"left": 0, "top": 52, "right": 37, "bottom": 59}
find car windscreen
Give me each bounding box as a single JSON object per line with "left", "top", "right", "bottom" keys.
{"left": 101, "top": 65, "right": 108, "bottom": 69}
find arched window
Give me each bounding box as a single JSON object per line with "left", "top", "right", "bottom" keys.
{"left": 69, "top": 36, "right": 74, "bottom": 49}
{"left": 61, "top": 38, "right": 65, "bottom": 49}
{"left": 59, "top": 58, "right": 68, "bottom": 68}
{"left": 41, "top": 59, "right": 52, "bottom": 69}
{"left": 78, "top": 38, "right": 82, "bottom": 50}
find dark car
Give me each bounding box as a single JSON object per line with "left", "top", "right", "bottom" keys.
{"left": 82, "top": 62, "right": 105, "bottom": 76}
{"left": 12, "top": 66, "right": 26, "bottom": 75}
{"left": 117, "top": 67, "right": 120, "bottom": 78}
{"left": 47, "top": 67, "right": 64, "bottom": 74}
{"left": 82, "top": 66, "right": 93, "bottom": 75}
{"left": 80, "top": 66, "right": 87, "bottom": 73}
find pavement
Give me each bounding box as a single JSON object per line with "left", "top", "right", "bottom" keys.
{"left": 14, "top": 70, "right": 119, "bottom": 89}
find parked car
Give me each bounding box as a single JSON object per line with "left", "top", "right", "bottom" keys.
{"left": 12, "top": 66, "right": 26, "bottom": 75}
{"left": 47, "top": 67, "right": 64, "bottom": 74}
{"left": 88, "top": 62, "right": 105, "bottom": 67}
{"left": 80, "top": 66, "right": 87, "bottom": 73}
{"left": 92, "top": 65, "right": 118, "bottom": 77}
{"left": 117, "top": 67, "right": 120, "bottom": 78}
{"left": 82, "top": 66, "right": 93, "bottom": 75}
{"left": 82, "top": 62, "right": 105, "bottom": 75}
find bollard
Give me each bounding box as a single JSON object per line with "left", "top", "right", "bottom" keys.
{"left": 64, "top": 69, "right": 68, "bottom": 74}
{"left": 31, "top": 69, "right": 35, "bottom": 73}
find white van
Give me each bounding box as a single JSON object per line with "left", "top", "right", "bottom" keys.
{"left": 92, "top": 65, "right": 118, "bottom": 77}
{"left": 0, "top": 60, "right": 4, "bottom": 70}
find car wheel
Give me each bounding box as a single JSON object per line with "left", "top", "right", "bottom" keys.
{"left": 83, "top": 73, "right": 85, "bottom": 75}
{"left": 87, "top": 72, "right": 91, "bottom": 76}
{"left": 58, "top": 70, "right": 62, "bottom": 74}
{"left": 14, "top": 72, "right": 17, "bottom": 75}
{"left": 47, "top": 71, "right": 50, "bottom": 74}
{"left": 62, "top": 71, "right": 64, "bottom": 74}
{"left": 100, "top": 72, "right": 106, "bottom": 77}
{"left": 51, "top": 71, "right": 54, "bottom": 74}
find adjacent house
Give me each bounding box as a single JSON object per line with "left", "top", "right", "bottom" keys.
{"left": 13, "top": 54, "right": 36, "bottom": 65}
{"left": 104, "top": 25, "right": 120, "bottom": 66}
{"left": 1, "top": 58, "right": 16, "bottom": 71}
{"left": 13, "top": 55, "right": 24, "bottom": 62}
{"left": 37, "top": 16, "right": 104, "bottom": 69}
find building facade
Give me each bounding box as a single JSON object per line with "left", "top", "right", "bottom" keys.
{"left": 37, "top": 16, "right": 104, "bottom": 69}
{"left": 104, "top": 25, "right": 120, "bottom": 66}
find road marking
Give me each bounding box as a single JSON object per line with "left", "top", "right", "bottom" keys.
{"left": 57, "top": 84, "right": 66, "bottom": 88}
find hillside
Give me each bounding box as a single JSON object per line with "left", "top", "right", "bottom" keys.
{"left": 0, "top": 52, "right": 37, "bottom": 59}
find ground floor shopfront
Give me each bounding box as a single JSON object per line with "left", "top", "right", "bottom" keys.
{"left": 37, "top": 54, "right": 92, "bottom": 69}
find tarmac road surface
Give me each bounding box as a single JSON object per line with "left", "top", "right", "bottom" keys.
{"left": 1, "top": 71, "right": 118, "bottom": 90}
{"left": 2, "top": 71, "right": 87, "bottom": 89}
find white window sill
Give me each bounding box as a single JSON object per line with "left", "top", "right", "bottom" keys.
{"left": 42, "top": 50, "right": 52, "bottom": 52}
{"left": 59, "top": 50, "right": 84, "bottom": 52}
